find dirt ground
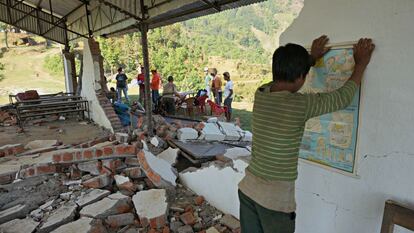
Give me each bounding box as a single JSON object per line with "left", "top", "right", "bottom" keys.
{"left": 0, "top": 118, "right": 109, "bottom": 147}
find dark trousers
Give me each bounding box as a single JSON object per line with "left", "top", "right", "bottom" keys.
{"left": 239, "top": 190, "right": 295, "bottom": 233}
{"left": 152, "top": 90, "right": 159, "bottom": 108}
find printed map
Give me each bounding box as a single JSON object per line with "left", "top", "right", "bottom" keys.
{"left": 299, "top": 48, "right": 360, "bottom": 173}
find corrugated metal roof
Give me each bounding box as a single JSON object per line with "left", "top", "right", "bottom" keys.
{"left": 0, "top": 0, "right": 266, "bottom": 45}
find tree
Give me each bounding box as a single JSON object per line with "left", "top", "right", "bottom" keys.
{"left": 0, "top": 23, "right": 10, "bottom": 48}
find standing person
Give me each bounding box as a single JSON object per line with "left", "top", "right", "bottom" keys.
{"left": 223, "top": 72, "right": 233, "bottom": 122}
{"left": 151, "top": 69, "right": 161, "bottom": 109}
{"left": 115, "top": 67, "right": 129, "bottom": 103}
{"left": 204, "top": 67, "right": 212, "bottom": 99}
{"left": 137, "top": 66, "right": 145, "bottom": 104}
{"left": 212, "top": 71, "right": 223, "bottom": 105}
{"left": 162, "top": 76, "right": 180, "bottom": 115}
{"left": 238, "top": 36, "right": 375, "bottom": 233}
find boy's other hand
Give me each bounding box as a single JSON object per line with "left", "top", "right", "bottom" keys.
{"left": 353, "top": 38, "right": 375, "bottom": 68}
{"left": 310, "top": 35, "right": 331, "bottom": 62}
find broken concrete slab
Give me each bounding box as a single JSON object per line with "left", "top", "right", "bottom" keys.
{"left": 0, "top": 217, "right": 39, "bottom": 233}
{"left": 217, "top": 122, "right": 242, "bottom": 141}
{"left": 0, "top": 204, "right": 29, "bottom": 224}
{"left": 51, "top": 217, "right": 108, "bottom": 233}
{"left": 133, "top": 189, "right": 168, "bottom": 229}
{"left": 157, "top": 147, "right": 179, "bottom": 166}
{"left": 105, "top": 212, "right": 135, "bottom": 228}
{"left": 177, "top": 128, "right": 198, "bottom": 141}
{"left": 223, "top": 147, "right": 251, "bottom": 160}
{"left": 80, "top": 193, "right": 131, "bottom": 219}
{"left": 38, "top": 202, "right": 77, "bottom": 233}
{"left": 201, "top": 123, "right": 226, "bottom": 141}
{"left": 138, "top": 150, "right": 177, "bottom": 187}
{"left": 241, "top": 130, "right": 252, "bottom": 142}
{"left": 25, "top": 140, "right": 59, "bottom": 150}
{"left": 114, "top": 175, "right": 136, "bottom": 192}
{"left": 77, "top": 161, "right": 102, "bottom": 175}
{"left": 75, "top": 189, "right": 111, "bottom": 208}
{"left": 219, "top": 214, "right": 240, "bottom": 231}
{"left": 179, "top": 158, "right": 249, "bottom": 219}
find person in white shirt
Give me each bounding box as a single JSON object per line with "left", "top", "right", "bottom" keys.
{"left": 204, "top": 67, "right": 212, "bottom": 99}
{"left": 223, "top": 72, "right": 233, "bottom": 121}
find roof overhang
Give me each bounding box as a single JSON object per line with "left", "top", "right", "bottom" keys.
{"left": 0, "top": 0, "right": 265, "bottom": 45}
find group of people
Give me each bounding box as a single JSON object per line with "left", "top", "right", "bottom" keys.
{"left": 203, "top": 67, "right": 234, "bottom": 121}
{"left": 112, "top": 65, "right": 234, "bottom": 121}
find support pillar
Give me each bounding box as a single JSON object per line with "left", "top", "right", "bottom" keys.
{"left": 140, "top": 23, "right": 153, "bottom": 136}
{"left": 62, "top": 51, "right": 76, "bottom": 94}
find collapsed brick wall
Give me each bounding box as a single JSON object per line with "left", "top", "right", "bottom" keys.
{"left": 96, "top": 92, "right": 124, "bottom": 133}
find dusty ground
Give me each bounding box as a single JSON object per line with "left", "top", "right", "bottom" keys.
{"left": 0, "top": 118, "right": 109, "bottom": 147}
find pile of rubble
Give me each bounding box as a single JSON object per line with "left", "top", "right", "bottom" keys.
{"left": 0, "top": 110, "right": 16, "bottom": 126}
{"left": 0, "top": 114, "right": 252, "bottom": 233}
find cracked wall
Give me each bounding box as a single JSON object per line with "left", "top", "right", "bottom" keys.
{"left": 280, "top": 0, "right": 414, "bottom": 232}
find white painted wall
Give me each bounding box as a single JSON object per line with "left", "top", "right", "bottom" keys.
{"left": 280, "top": 0, "right": 414, "bottom": 232}
{"left": 81, "top": 39, "right": 114, "bottom": 132}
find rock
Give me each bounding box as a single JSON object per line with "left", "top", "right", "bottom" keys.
{"left": 38, "top": 202, "right": 77, "bottom": 233}
{"left": 137, "top": 150, "right": 177, "bottom": 187}
{"left": 177, "top": 128, "right": 198, "bottom": 140}
{"left": 80, "top": 193, "right": 131, "bottom": 219}
{"left": 115, "top": 133, "right": 130, "bottom": 143}
{"left": 170, "top": 221, "right": 184, "bottom": 233}
{"left": 59, "top": 191, "right": 73, "bottom": 201}
{"left": 39, "top": 200, "right": 55, "bottom": 210}
{"left": 0, "top": 204, "right": 30, "bottom": 224}
{"left": 133, "top": 189, "right": 168, "bottom": 229}
{"left": 51, "top": 217, "right": 108, "bottom": 233}
{"left": 206, "top": 227, "right": 220, "bottom": 233}
{"left": 180, "top": 212, "right": 196, "bottom": 225}
{"left": 177, "top": 225, "right": 194, "bottom": 233}
{"left": 0, "top": 217, "right": 39, "bottom": 233}
{"left": 195, "top": 196, "right": 205, "bottom": 206}
{"left": 123, "top": 167, "right": 144, "bottom": 179}
{"left": 219, "top": 214, "right": 240, "bottom": 231}
{"left": 75, "top": 189, "right": 111, "bottom": 208}
{"left": 105, "top": 213, "right": 135, "bottom": 228}
{"left": 77, "top": 161, "right": 102, "bottom": 175}
{"left": 30, "top": 208, "right": 44, "bottom": 221}
{"left": 201, "top": 123, "right": 225, "bottom": 141}
{"left": 82, "top": 174, "right": 112, "bottom": 189}
{"left": 24, "top": 140, "right": 58, "bottom": 150}
{"left": 157, "top": 147, "right": 179, "bottom": 166}
{"left": 193, "top": 222, "right": 203, "bottom": 232}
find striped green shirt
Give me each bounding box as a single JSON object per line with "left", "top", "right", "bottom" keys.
{"left": 248, "top": 80, "right": 358, "bottom": 181}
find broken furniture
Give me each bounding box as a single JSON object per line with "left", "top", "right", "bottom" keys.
{"left": 12, "top": 94, "right": 89, "bottom": 127}
{"left": 8, "top": 91, "right": 74, "bottom": 104}
{"left": 380, "top": 200, "right": 414, "bottom": 233}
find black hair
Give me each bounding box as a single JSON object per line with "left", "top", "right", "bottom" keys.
{"left": 223, "top": 72, "right": 230, "bottom": 79}
{"left": 117, "top": 67, "right": 123, "bottom": 72}
{"left": 272, "top": 43, "right": 311, "bottom": 82}
{"left": 168, "top": 76, "right": 174, "bottom": 82}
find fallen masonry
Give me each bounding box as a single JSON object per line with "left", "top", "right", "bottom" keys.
{"left": 0, "top": 113, "right": 250, "bottom": 233}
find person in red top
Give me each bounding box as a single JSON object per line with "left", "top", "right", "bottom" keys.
{"left": 136, "top": 66, "right": 145, "bottom": 104}
{"left": 151, "top": 69, "right": 161, "bottom": 108}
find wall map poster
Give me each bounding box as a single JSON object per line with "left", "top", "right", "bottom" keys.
{"left": 299, "top": 47, "right": 360, "bottom": 174}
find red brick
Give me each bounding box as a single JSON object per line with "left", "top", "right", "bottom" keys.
{"left": 180, "top": 212, "right": 196, "bottom": 225}
{"left": 75, "top": 151, "right": 83, "bottom": 160}
{"left": 103, "top": 147, "right": 113, "bottom": 156}
{"left": 62, "top": 152, "right": 74, "bottom": 162}
{"left": 83, "top": 150, "right": 94, "bottom": 159}
{"left": 36, "top": 164, "right": 56, "bottom": 174}
{"left": 26, "top": 168, "right": 35, "bottom": 177}
{"left": 0, "top": 172, "right": 15, "bottom": 185}
{"left": 53, "top": 154, "right": 62, "bottom": 163}
{"left": 195, "top": 196, "right": 205, "bottom": 206}
{"left": 95, "top": 149, "right": 103, "bottom": 157}
{"left": 124, "top": 145, "right": 137, "bottom": 155}
{"left": 115, "top": 145, "right": 125, "bottom": 155}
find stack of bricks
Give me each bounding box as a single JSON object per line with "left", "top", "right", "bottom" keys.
{"left": 96, "top": 92, "right": 124, "bottom": 133}
{"left": 0, "top": 144, "right": 24, "bottom": 157}
{"left": 19, "top": 163, "right": 61, "bottom": 178}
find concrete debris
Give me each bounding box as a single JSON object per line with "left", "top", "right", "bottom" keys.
{"left": 219, "top": 214, "right": 240, "bottom": 231}
{"left": 206, "top": 226, "right": 220, "bottom": 233}
{"left": 158, "top": 147, "right": 179, "bottom": 166}
{"left": 80, "top": 193, "right": 131, "bottom": 219}
{"left": 38, "top": 202, "right": 77, "bottom": 233}
{"left": 116, "top": 132, "right": 129, "bottom": 143}
{"left": 151, "top": 136, "right": 168, "bottom": 148}
{"left": 206, "top": 117, "right": 218, "bottom": 123}
{"left": 75, "top": 189, "right": 111, "bottom": 208}
{"left": 51, "top": 217, "right": 108, "bottom": 233}
{"left": 201, "top": 123, "right": 226, "bottom": 141}
{"left": 82, "top": 174, "right": 112, "bottom": 189}
{"left": 177, "top": 128, "right": 198, "bottom": 141}
{"left": 223, "top": 147, "right": 251, "bottom": 160}
{"left": 0, "top": 204, "right": 29, "bottom": 224}
{"left": 123, "top": 167, "right": 144, "bottom": 179}
{"left": 114, "top": 175, "right": 136, "bottom": 192}
{"left": 105, "top": 212, "right": 135, "bottom": 228}
{"left": 77, "top": 161, "right": 102, "bottom": 175}
{"left": 0, "top": 217, "right": 39, "bottom": 233}
{"left": 177, "top": 225, "right": 194, "bottom": 233}
{"left": 217, "top": 122, "right": 242, "bottom": 141}
{"left": 24, "top": 140, "right": 59, "bottom": 150}
{"left": 138, "top": 150, "right": 177, "bottom": 187}
{"left": 59, "top": 191, "right": 73, "bottom": 201}
{"left": 133, "top": 189, "right": 168, "bottom": 229}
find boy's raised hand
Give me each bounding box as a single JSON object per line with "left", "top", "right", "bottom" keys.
{"left": 353, "top": 38, "right": 375, "bottom": 68}
{"left": 310, "top": 35, "right": 331, "bottom": 62}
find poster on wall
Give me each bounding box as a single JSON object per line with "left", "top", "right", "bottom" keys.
{"left": 299, "top": 43, "right": 360, "bottom": 175}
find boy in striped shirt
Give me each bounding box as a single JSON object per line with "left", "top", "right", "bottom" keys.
{"left": 238, "top": 36, "right": 375, "bottom": 233}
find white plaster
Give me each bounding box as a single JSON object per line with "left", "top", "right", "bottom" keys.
{"left": 144, "top": 150, "right": 177, "bottom": 186}
{"left": 224, "top": 148, "right": 251, "bottom": 160}
{"left": 202, "top": 123, "right": 226, "bottom": 141}
{"left": 81, "top": 39, "right": 113, "bottom": 132}
{"left": 132, "top": 189, "right": 168, "bottom": 219}
{"left": 280, "top": 1, "right": 414, "bottom": 232}
{"left": 177, "top": 128, "right": 198, "bottom": 141}
{"left": 62, "top": 53, "right": 74, "bottom": 94}
{"left": 157, "top": 147, "right": 179, "bottom": 166}
{"left": 179, "top": 158, "right": 249, "bottom": 218}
